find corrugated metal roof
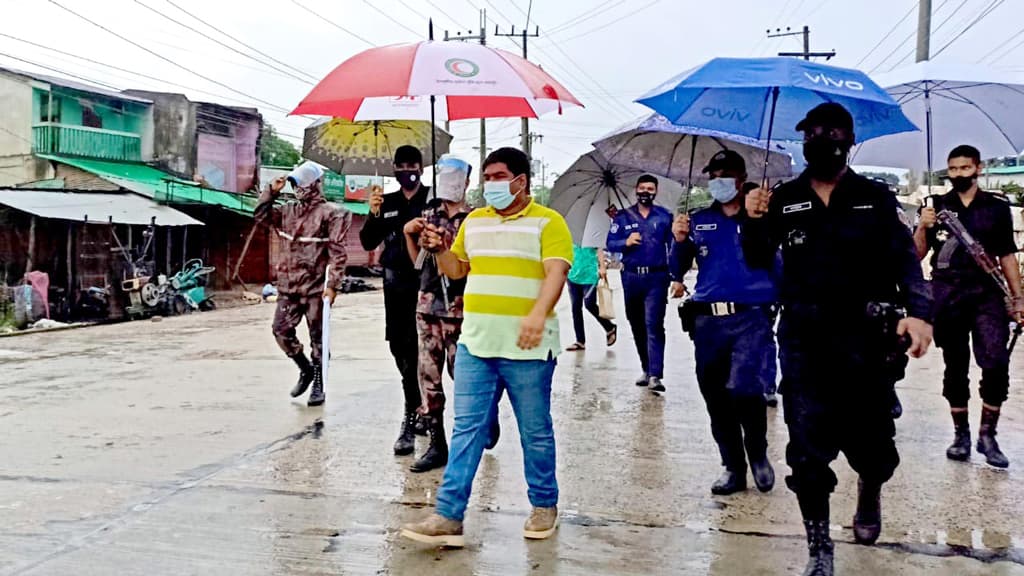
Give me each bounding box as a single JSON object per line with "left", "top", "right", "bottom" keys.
{"left": 0, "top": 66, "right": 153, "bottom": 104}
{"left": 0, "top": 189, "right": 203, "bottom": 227}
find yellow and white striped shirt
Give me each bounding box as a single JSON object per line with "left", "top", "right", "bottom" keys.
{"left": 451, "top": 200, "right": 574, "bottom": 360}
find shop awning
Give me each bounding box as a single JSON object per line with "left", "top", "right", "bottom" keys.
{"left": 0, "top": 189, "right": 203, "bottom": 226}
{"left": 37, "top": 154, "right": 259, "bottom": 215}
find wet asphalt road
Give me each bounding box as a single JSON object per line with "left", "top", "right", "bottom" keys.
{"left": 1, "top": 275, "right": 1023, "bottom": 575}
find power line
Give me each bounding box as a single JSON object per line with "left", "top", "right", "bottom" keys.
{"left": 872, "top": 0, "right": 958, "bottom": 72}
{"left": 547, "top": 1, "right": 626, "bottom": 37}
{"left": 556, "top": 0, "right": 666, "bottom": 44}
{"left": 162, "top": 0, "right": 320, "bottom": 82}
{"left": 288, "top": 0, "right": 375, "bottom": 47}
{"left": 932, "top": 0, "right": 1007, "bottom": 58}
{"left": 132, "top": 0, "right": 314, "bottom": 85}
{"left": 987, "top": 27, "right": 1024, "bottom": 64}
{"left": 544, "top": 0, "right": 619, "bottom": 35}
{"left": 47, "top": 0, "right": 297, "bottom": 115}
{"left": 0, "top": 51, "right": 122, "bottom": 91}
{"left": 978, "top": 24, "right": 1024, "bottom": 62}
{"left": 421, "top": 0, "right": 469, "bottom": 30}
{"left": 856, "top": 2, "right": 918, "bottom": 67}
{"left": 361, "top": 0, "right": 424, "bottom": 38}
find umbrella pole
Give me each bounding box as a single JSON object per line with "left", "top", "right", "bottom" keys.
{"left": 430, "top": 94, "right": 437, "bottom": 195}
{"left": 925, "top": 85, "right": 934, "bottom": 194}
{"left": 761, "top": 87, "right": 781, "bottom": 187}
{"left": 685, "top": 135, "right": 698, "bottom": 213}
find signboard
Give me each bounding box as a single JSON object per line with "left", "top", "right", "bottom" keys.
{"left": 344, "top": 175, "right": 384, "bottom": 202}
{"left": 322, "top": 170, "right": 346, "bottom": 201}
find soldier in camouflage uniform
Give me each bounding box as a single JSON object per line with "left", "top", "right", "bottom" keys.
{"left": 255, "top": 162, "right": 351, "bottom": 407}
{"left": 403, "top": 156, "right": 473, "bottom": 472}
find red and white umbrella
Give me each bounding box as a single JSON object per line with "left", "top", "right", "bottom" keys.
{"left": 292, "top": 41, "right": 582, "bottom": 121}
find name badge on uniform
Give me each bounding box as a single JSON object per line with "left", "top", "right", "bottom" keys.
{"left": 783, "top": 201, "right": 812, "bottom": 214}
{"left": 852, "top": 204, "right": 873, "bottom": 210}
{"left": 384, "top": 210, "right": 399, "bottom": 218}
{"left": 695, "top": 224, "right": 717, "bottom": 231}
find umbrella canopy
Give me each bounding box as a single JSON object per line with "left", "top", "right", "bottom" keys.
{"left": 292, "top": 41, "right": 582, "bottom": 121}
{"left": 852, "top": 62, "right": 1024, "bottom": 172}
{"left": 550, "top": 151, "right": 684, "bottom": 248}
{"left": 302, "top": 119, "right": 452, "bottom": 177}
{"left": 636, "top": 57, "right": 917, "bottom": 144}
{"left": 593, "top": 113, "right": 794, "bottom": 184}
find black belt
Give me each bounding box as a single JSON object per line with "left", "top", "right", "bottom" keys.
{"left": 690, "top": 302, "right": 768, "bottom": 317}
{"left": 625, "top": 265, "right": 668, "bottom": 275}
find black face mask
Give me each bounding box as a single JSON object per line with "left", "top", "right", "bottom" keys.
{"left": 949, "top": 175, "right": 976, "bottom": 193}
{"left": 636, "top": 192, "right": 655, "bottom": 206}
{"left": 395, "top": 170, "right": 420, "bottom": 191}
{"left": 803, "top": 136, "right": 851, "bottom": 181}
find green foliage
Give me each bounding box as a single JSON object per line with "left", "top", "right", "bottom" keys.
{"left": 861, "top": 171, "right": 901, "bottom": 186}
{"left": 260, "top": 124, "right": 301, "bottom": 167}
{"left": 532, "top": 185, "right": 552, "bottom": 206}
{"left": 1000, "top": 182, "right": 1023, "bottom": 204}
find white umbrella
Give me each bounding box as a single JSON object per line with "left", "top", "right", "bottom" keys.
{"left": 550, "top": 151, "right": 684, "bottom": 248}
{"left": 853, "top": 62, "right": 1024, "bottom": 173}
{"left": 593, "top": 114, "right": 794, "bottom": 188}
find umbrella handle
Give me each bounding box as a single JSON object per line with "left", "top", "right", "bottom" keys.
{"left": 685, "top": 136, "right": 697, "bottom": 213}
{"left": 430, "top": 95, "right": 437, "bottom": 196}
{"left": 761, "top": 87, "right": 780, "bottom": 187}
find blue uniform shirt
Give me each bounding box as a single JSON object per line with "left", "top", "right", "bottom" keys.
{"left": 672, "top": 204, "right": 779, "bottom": 304}
{"left": 606, "top": 205, "right": 676, "bottom": 275}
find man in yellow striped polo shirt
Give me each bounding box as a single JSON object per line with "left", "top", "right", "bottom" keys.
{"left": 401, "top": 147, "right": 573, "bottom": 547}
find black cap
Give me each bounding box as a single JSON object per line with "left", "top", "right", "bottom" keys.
{"left": 795, "top": 102, "right": 854, "bottom": 132}
{"left": 702, "top": 149, "right": 746, "bottom": 174}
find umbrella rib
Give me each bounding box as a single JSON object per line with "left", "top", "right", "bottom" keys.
{"left": 932, "top": 91, "right": 1021, "bottom": 152}
{"left": 604, "top": 132, "right": 646, "bottom": 165}
{"left": 664, "top": 135, "right": 687, "bottom": 180}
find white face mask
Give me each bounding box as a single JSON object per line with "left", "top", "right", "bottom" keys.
{"left": 708, "top": 177, "right": 738, "bottom": 203}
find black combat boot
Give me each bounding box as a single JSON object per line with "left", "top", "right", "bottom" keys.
{"left": 750, "top": 458, "right": 775, "bottom": 493}
{"left": 393, "top": 411, "right": 417, "bottom": 456}
{"left": 410, "top": 415, "right": 448, "bottom": 473}
{"left": 306, "top": 365, "right": 325, "bottom": 407}
{"left": 289, "top": 353, "right": 314, "bottom": 398}
{"left": 710, "top": 468, "right": 747, "bottom": 495}
{"left": 413, "top": 414, "right": 429, "bottom": 437}
{"left": 977, "top": 406, "right": 1009, "bottom": 469}
{"left": 946, "top": 409, "right": 971, "bottom": 462}
{"left": 853, "top": 478, "right": 882, "bottom": 545}
{"left": 802, "top": 520, "right": 835, "bottom": 576}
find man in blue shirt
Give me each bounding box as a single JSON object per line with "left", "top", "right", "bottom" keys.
{"left": 607, "top": 174, "right": 676, "bottom": 395}
{"left": 671, "top": 150, "right": 778, "bottom": 496}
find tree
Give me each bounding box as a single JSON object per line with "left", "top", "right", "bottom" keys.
{"left": 261, "top": 124, "right": 301, "bottom": 167}
{"left": 532, "top": 185, "right": 552, "bottom": 207}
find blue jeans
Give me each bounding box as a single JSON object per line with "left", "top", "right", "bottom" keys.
{"left": 435, "top": 345, "right": 558, "bottom": 522}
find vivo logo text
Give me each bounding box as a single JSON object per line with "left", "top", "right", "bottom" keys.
{"left": 701, "top": 107, "right": 751, "bottom": 122}
{"left": 803, "top": 73, "right": 864, "bottom": 91}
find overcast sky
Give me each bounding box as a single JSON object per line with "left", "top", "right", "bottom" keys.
{"left": 2, "top": 0, "right": 1022, "bottom": 181}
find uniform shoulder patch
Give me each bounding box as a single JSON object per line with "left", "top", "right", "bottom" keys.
{"left": 782, "top": 201, "right": 812, "bottom": 214}
{"left": 695, "top": 223, "right": 717, "bottom": 231}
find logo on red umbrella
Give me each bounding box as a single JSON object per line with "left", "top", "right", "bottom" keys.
{"left": 445, "top": 58, "right": 480, "bottom": 78}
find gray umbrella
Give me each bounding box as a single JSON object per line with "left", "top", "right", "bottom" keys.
{"left": 593, "top": 114, "right": 793, "bottom": 208}
{"left": 302, "top": 118, "right": 452, "bottom": 177}
{"left": 550, "top": 150, "right": 684, "bottom": 248}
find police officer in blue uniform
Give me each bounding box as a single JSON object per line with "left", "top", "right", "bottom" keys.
{"left": 743, "top": 103, "right": 933, "bottom": 576}
{"left": 671, "top": 150, "right": 777, "bottom": 496}
{"left": 607, "top": 174, "right": 676, "bottom": 395}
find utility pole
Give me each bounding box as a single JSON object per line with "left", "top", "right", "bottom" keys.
{"left": 445, "top": 10, "right": 488, "bottom": 191}
{"left": 916, "top": 0, "right": 932, "bottom": 62}
{"left": 768, "top": 26, "right": 835, "bottom": 60}
{"left": 495, "top": 24, "right": 540, "bottom": 156}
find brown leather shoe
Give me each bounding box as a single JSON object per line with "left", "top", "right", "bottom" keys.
{"left": 523, "top": 506, "right": 559, "bottom": 540}
{"left": 400, "top": 513, "right": 465, "bottom": 548}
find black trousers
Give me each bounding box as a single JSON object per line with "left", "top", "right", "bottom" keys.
{"left": 384, "top": 280, "right": 421, "bottom": 413}
{"left": 778, "top": 310, "right": 899, "bottom": 520}
{"left": 933, "top": 281, "right": 1011, "bottom": 408}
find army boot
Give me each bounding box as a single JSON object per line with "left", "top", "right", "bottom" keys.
{"left": 802, "top": 520, "right": 835, "bottom": 576}
{"left": 853, "top": 478, "right": 882, "bottom": 545}
{"left": 289, "top": 353, "right": 314, "bottom": 398}
{"left": 977, "top": 405, "right": 1010, "bottom": 469}
{"left": 393, "top": 411, "right": 417, "bottom": 456}
{"left": 410, "top": 415, "right": 448, "bottom": 473}
{"left": 945, "top": 409, "right": 971, "bottom": 462}
{"left": 306, "top": 365, "right": 325, "bottom": 407}
{"left": 711, "top": 468, "right": 747, "bottom": 495}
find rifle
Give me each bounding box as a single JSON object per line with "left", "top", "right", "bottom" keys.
{"left": 935, "top": 209, "right": 1022, "bottom": 352}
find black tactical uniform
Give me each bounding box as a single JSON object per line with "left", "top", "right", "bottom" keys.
{"left": 922, "top": 189, "right": 1018, "bottom": 468}
{"left": 360, "top": 185, "right": 430, "bottom": 444}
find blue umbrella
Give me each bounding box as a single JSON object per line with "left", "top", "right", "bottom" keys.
{"left": 637, "top": 57, "right": 917, "bottom": 179}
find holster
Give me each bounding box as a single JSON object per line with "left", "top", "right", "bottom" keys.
{"left": 678, "top": 299, "right": 698, "bottom": 334}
